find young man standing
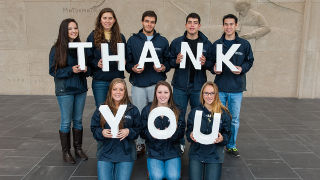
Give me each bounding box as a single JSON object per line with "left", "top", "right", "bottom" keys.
{"left": 212, "top": 14, "right": 254, "bottom": 157}
{"left": 126, "top": 10, "right": 170, "bottom": 155}
{"left": 170, "top": 13, "right": 213, "bottom": 151}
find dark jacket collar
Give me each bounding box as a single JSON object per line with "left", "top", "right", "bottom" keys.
{"left": 134, "top": 29, "right": 160, "bottom": 40}
{"left": 183, "top": 31, "right": 208, "bottom": 42}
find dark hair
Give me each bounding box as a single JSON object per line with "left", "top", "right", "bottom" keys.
{"left": 222, "top": 14, "right": 238, "bottom": 24}
{"left": 142, "top": 10, "right": 157, "bottom": 23}
{"left": 186, "top": 13, "right": 201, "bottom": 24}
{"left": 54, "top": 18, "right": 80, "bottom": 72}
{"left": 94, "top": 8, "right": 122, "bottom": 54}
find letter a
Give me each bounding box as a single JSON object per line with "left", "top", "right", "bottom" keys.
{"left": 137, "top": 41, "right": 161, "bottom": 69}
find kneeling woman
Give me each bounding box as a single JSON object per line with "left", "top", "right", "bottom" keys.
{"left": 91, "top": 78, "right": 141, "bottom": 180}
{"left": 186, "top": 82, "right": 231, "bottom": 180}
{"left": 141, "top": 81, "right": 185, "bottom": 180}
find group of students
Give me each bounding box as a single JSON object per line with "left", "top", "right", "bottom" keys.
{"left": 49, "top": 7, "right": 254, "bottom": 180}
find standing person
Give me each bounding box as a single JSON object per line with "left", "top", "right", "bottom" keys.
{"left": 169, "top": 13, "right": 213, "bottom": 151}
{"left": 91, "top": 78, "right": 141, "bottom": 180}
{"left": 186, "top": 82, "right": 231, "bottom": 180}
{"left": 87, "top": 8, "right": 126, "bottom": 107}
{"left": 140, "top": 81, "right": 185, "bottom": 180}
{"left": 212, "top": 14, "right": 254, "bottom": 157}
{"left": 125, "top": 10, "right": 171, "bottom": 155}
{"left": 49, "top": 18, "right": 89, "bottom": 164}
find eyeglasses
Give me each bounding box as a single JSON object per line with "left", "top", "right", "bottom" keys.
{"left": 203, "top": 92, "right": 215, "bottom": 96}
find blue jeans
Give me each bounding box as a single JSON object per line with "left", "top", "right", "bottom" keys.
{"left": 97, "top": 160, "right": 134, "bottom": 180}
{"left": 219, "top": 92, "right": 243, "bottom": 149}
{"left": 147, "top": 157, "right": 181, "bottom": 180}
{"left": 92, "top": 79, "right": 110, "bottom": 107}
{"left": 56, "top": 92, "right": 87, "bottom": 133}
{"left": 189, "top": 159, "right": 222, "bottom": 180}
{"left": 173, "top": 86, "right": 200, "bottom": 145}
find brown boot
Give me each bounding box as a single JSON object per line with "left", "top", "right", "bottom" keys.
{"left": 72, "top": 128, "right": 88, "bottom": 160}
{"left": 59, "top": 131, "right": 76, "bottom": 164}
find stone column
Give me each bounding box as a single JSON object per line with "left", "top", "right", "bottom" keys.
{"left": 297, "top": 0, "right": 320, "bottom": 98}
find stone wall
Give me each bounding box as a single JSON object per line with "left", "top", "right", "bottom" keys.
{"left": 0, "top": 0, "right": 319, "bottom": 98}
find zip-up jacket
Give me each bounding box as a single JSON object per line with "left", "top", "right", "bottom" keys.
{"left": 211, "top": 33, "right": 254, "bottom": 92}
{"left": 86, "top": 31, "right": 126, "bottom": 82}
{"left": 90, "top": 103, "right": 141, "bottom": 162}
{"left": 186, "top": 105, "right": 231, "bottom": 163}
{"left": 170, "top": 31, "right": 213, "bottom": 91}
{"left": 49, "top": 47, "right": 90, "bottom": 96}
{"left": 125, "top": 29, "right": 170, "bottom": 87}
{"left": 140, "top": 104, "right": 185, "bottom": 160}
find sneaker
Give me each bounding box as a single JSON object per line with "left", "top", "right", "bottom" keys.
{"left": 180, "top": 144, "right": 185, "bottom": 154}
{"left": 226, "top": 148, "right": 240, "bottom": 157}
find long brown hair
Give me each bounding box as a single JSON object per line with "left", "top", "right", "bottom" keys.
{"left": 53, "top": 18, "right": 80, "bottom": 72}
{"left": 200, "top": 82, "right": 230, "bottom": 115}
{"left": 150, "top": 81, "right": 180, "bottom": 123}
{"left": 94, "top": 8, "right": 122, "bottom": 54}
{"left": 100, "top": 78, "right": 130, "bottom": 129}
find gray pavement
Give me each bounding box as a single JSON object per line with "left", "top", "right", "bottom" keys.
{"left": 0, "top": 95, "right": 320, "bottom": 180}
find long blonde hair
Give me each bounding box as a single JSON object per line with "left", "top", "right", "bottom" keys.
{"left": 200, "top": 82, "right": 229, "bottom": 115}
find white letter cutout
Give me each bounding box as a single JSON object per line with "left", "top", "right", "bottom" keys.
{"left": 193, "top": 111, "right": 221, "bottom": 145}
{"left": 99, "top": 104, "right": 127, "bottom": 138}
{"left": 148, "top": 107, "right": 177, "bottom": 139}
{"left": 101, "top": 43, "right": 125, "bottom": 72}
{"left": 180, "top": 42, "right": 202, "bottom": 70}
{"left": 137, "top": 41, "right": 161, "bottom": 69}
{"left": 216, "top": 44, "right": 240, "bottom": 72}
{"left": 68, "top": 42, "right": 92, "bottom": 70}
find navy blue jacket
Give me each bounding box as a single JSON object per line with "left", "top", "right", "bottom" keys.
{"left": 86, "top": 31, "right": 126, "bottom": 82}
{"left": 186, "top": 105, "right": 231, "bottom": 163}
{"left": 211, "top": 33, "right": 254, "bottom": 92}
{"left": 170, "top": 31, "right": 213, "bottom": 91}
{"left": 125, "top": 29, "right": 170, "bottom": 87}
{"left": 90, "top": 103, "right": 141, "bottom": 162}
{"left": 140, "top": 104, "right": 185, "bottom": 160}
{"left": 49, "top": 47, "right": 90, "bottom": 96}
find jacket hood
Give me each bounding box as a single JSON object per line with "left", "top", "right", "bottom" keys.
{"left": 133, "top": 29, "right": 160, "bottom": 40}
{"left": 183, "top": 30, "right": 209, "bottom": 42}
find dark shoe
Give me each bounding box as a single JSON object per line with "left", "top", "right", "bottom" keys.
{"left": 226, "top": 148, "right": 240, "bottom": 157}
{"left": 136, "top": 144, "right": 145, "bottom": 158}
{"left": 59, "top": 131, "right": 76, "bottom": 164}
{"left": 73, "top": 128, "right": 88, "bottom": 161}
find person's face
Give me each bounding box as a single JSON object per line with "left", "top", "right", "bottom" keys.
{"left": 142, "top": 16, "right": 156, "bottom": 34}
{"left": 111, "top": 82, "right": 125, "bottom": 104}
{"left": 223, "top": 18, "right": 237, "bottom": 36}
{"left": 156, "top": 85, "right": 170, "bottom": 105}
{"left": 100, "top": 12, "right": 116, "bottom": 31}
{"left": 68, "top": 22, "right": 79, "bottom": 42}
{"left": 185, "top": 17, "right": 201, "bottom": 36}
{"left": 203, "top": 85, "right": 216, "bottom": 106}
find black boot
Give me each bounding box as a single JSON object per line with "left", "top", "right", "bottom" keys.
{"left": 59, "top": 131, "right": 76, "bottom": 164}
{"left": 73, "top": 128, "right": 88, "bottom": 160}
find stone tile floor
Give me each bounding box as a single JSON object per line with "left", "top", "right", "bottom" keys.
{"left": 0, "top": 95, "right": 320, "bottom": 180}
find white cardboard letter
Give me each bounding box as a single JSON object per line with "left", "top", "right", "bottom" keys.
{"left": 101, "top": 43, "right": 125, "bottom": 72}
{"left": 137, "top": 41, "right": 161, "bottom": 69}
{"left": 68, "top": 42, "right": 92, "bottom": 70}
{"left": 180, "top": 42, "right": 202, "bottom": 70}
{"left": 148, "top": 107, "right": 177, "bottom": 139}
{"left": 99, "top": 104, "right": 127, "bottom": 138}
{"left": 216, "top": 44, "right": 240, "bottom": 72}
{"left": 193, "top": 111, "right": 221, "bottom": 145}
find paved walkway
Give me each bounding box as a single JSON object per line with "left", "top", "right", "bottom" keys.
{"left": 0, "top": 95, "right": 320, "bottom": 180}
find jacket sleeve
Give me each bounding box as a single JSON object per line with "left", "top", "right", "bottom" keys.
{"left": 86, "top": 32, "right": 100, "bottom": 70}
{"left": 240, "top": 42, "right": 254, "bottom": 74}
{"left": 90, "top": 109, "right": 105, "bottom": 141}
{"left": 210, "top": 42, "right": 218, "bottom": 75}
{"left": 169, "top": 40, "right": 180, "bottom": 68}
{"left": 49, "top": 47, "right": 74, "bottom": 78}
{"left": 170, "top": 110, "right": 186, "bottom": 142}
{"left": 126, "top": 107, "right": 142, "bottom": 140}
{"left": 217, "top": 110, "right": 232, "bottom": 146}
{"left": 162, "top": 39, "right": 171, "bottom": 73}
{"left": 203, "top": 42, "right": 214, "bottom": 70}
{"left": 140, "top": 106, "right": 156, "bottom": 142}
{"left": 186, "top": 109, "right": 195, "bottom": 142}
{"left": 125, "top": 37, "right": 135, "bottom": 73}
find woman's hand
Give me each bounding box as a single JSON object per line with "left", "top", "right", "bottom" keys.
{"left": 98, "top": 59, "right": 103, "bottom": 69}
{"left": 117, "top": 128, "right": 130, "bottom": 141}
{"left": 102, "top": 129, "right": 113, "bottom": 138}
{"left": 72, "top": 65, "right": 81, "bottom": 73}
{"left": 214, "top": 133, "right": 223, "bottom": 144}
{"left": 190, "top": 132, "right": 197, "bottom": 142}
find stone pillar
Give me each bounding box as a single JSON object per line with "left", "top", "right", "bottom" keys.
{"left": 297, "top": 0, "right": 320, "bottom": 98}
